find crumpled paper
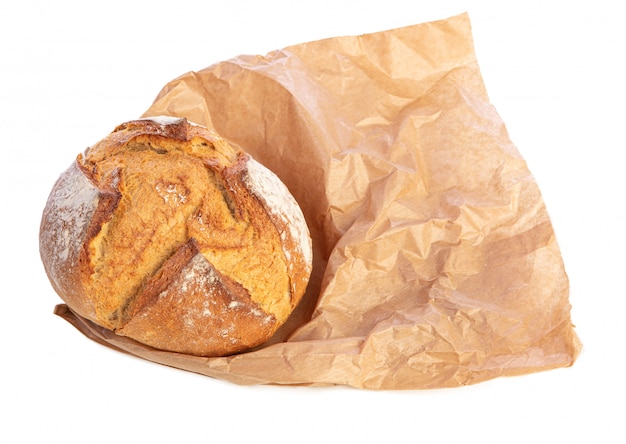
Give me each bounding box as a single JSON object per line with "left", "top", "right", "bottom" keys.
{"left": 55, "top": 13, "right": 581, "bottom": 389}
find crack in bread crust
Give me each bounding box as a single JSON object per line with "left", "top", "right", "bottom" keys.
{"left": 84, "top": 139, "right": 290, "bottom": 329}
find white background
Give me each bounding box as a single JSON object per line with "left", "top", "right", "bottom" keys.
{"left": 1, "top": 1, "right": 624, "bottom": 442}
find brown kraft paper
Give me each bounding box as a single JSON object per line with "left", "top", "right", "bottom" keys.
{"left": 55, "top": 13, "right": 581, "bottom": 389}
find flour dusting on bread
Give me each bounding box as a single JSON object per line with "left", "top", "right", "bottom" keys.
{"left": 244, "top": 157, "right": 313, "bottom": 269}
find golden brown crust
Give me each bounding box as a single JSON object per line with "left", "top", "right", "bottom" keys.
{"left": 118, "top": 246, "right": 279, "bottom": 357}
{"left": 40, "top": 116, "right": 312, "bottom": 356}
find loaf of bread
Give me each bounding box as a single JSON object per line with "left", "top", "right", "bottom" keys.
{"left": 40, "top": 116, "right": 313, "bottom": 357}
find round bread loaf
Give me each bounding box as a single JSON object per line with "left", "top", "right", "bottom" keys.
{"left": 40, "top": 116, "right": 313, "bottom": 357}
